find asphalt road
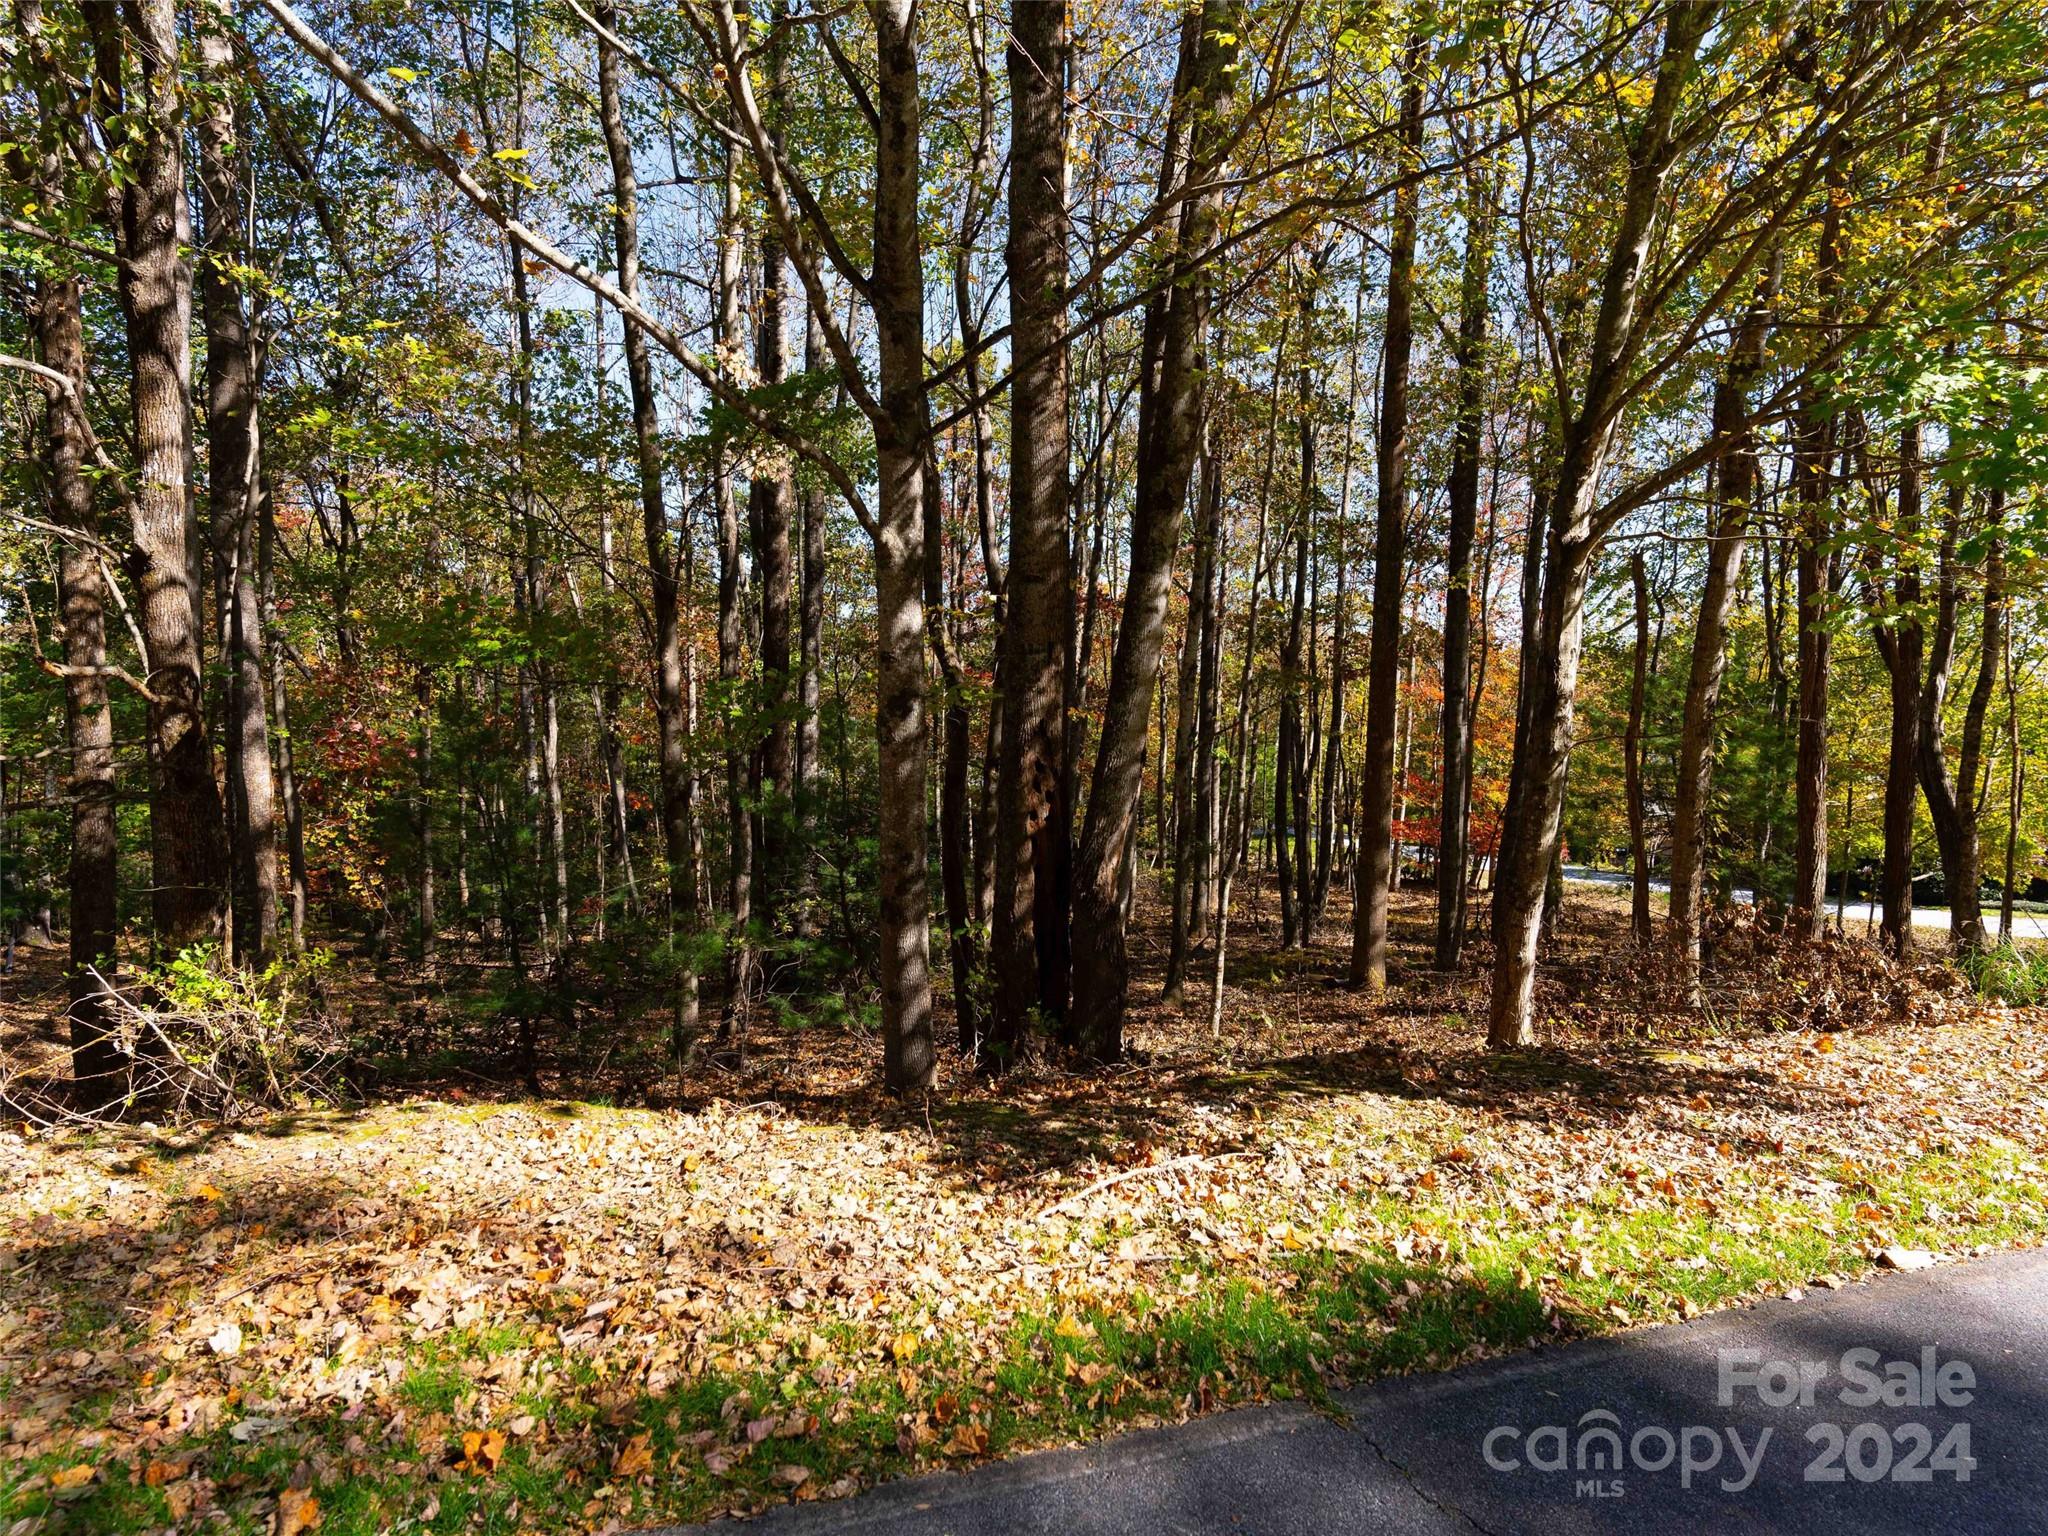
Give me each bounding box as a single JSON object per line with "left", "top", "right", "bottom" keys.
{"left": 650, "top": 1247, "right": 2048, "bottom": 1535}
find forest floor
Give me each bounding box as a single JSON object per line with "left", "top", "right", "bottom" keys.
{"left": 5, "top": 878, "right": 2048, "bottom": 1534}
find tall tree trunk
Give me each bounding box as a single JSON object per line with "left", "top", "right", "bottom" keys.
{"left": 990, "top": 0, "right": 1071, "bottom": 1060}
{"left": 1275, "top": 367, "right": 1309, "bottom": 950}
{"left": 26, "top": 124, "right": 121, "bottom": 1104}
{"left": 923, "top": 458, "right": 980, "bottom": 1056}
{"left": 414, "top": 661, "right": 437, "bottom": 961}
{"left": 1351, "top": 39, "right": 1424, "bottom": 991}
{"left": 1487, "top": 2, "right": 1710, "bottom": 1049}
{"left": 871, "top": 0, "right": 936, "bottom": 1090}
{"left": 2002, "top": 622, "right": 2021, "bottom": 943}
{"left": 1434, "top": 169, "right": 1490, "bottom": 970}
{"left": 1957, "top": 495, "right": 2007, "bottom": 950}
{"left": 1624, "top": 552, "right": 1652, "bottom": 946}
{"left": 796, "top": 307, "right": 826, "bottom": 937}
{"left": 1875, "top": 422, "right": 1926, "bottom": 959}
{"left": 1164, "top": 437, "right": 1218, "bottom": 1002}
{"left": 93, "top": 0, "right": 230, "bottom": 953}
{"left": 600, "top": 4, "right": 699, "bottom": 1041}
{"left": 1791, "top": 151, "right": 1846, "bottom": 935}
{"left": 1191, "top": 445, "right": 1226, "bottom": 942}
{"left": 260, "top": 487, "right": 308, "bottom": 946}
{"left": 751, "top": 14, "right": 794, "bottom": 923}
{"left": 1668, "top": 285, "right": 1770, "bottom": 989}
{"left": 1069, "top": 0, "right": 1237, "bottom": 1064}
{"left": 196, "top": 4, "right": 280, "bottom": 968}
{"left": 1919, "top": 486, "right": 2000, "bottom": 955}
{"left": 714, "top": 152, "right": 756, "bottom": 1044}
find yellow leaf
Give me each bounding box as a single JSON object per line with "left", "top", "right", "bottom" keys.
{"left": 492, "top": 147, "right": 530, "bottom": 161}
{"left": 890, "top": 1331, "right": 919, "bottom": 1363}
{"left": 49, "top": 1463, "right": 95, "bottom": 1491}
{"left": 195, "top": 1182, "right": 225, "bottom": 1202}
{"left": 1054, "top": 1313, "right": 1090, "bottom": 1342}
{"left": 276, "top": 1486, "right": 322, "bottom": 1536}
{"left": 459, "top": 1428, "right": 507, "bottom": 1474}
{"left": 612, "top": 1432, "right": 654, "bottom": 1478}
{"left": 385, "top": 65, "right": 417, "bottom": 83}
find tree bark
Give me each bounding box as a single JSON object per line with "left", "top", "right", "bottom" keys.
{"left": 989, "top": 0, "right": 1071, "bottom": 1060}
{"left": 1487, "top": 2, "right": 1711, "bottom": 1049}
{"left": 1791, "top": 154, "right": 1846, "bottom": 936}
{"left": 1434, "top": 169, "right": 1490, "bottom": 969}
{"left": 1069, "top": 0, "right": 1237, "bottom": 1064}
{"left": 751, "top": 14, "right": 794, "bottom": 922}
{"left": 28, "top": 187, "right": 121, "bottom": 1106}
{"left": 197, "top": 3, "right": 281, "bottom": 968}
{"left": 1875, "top": 422, "right": 1925, "bottom": 959}
{"left": 1624, "top": 552, "right": 1652, "bottom": 946}
{"left": 1918, "top": 485, "right": 2000, "bottom": 955}
{"left": 713, "top": 153, "right": 756, "bottom": 1044}
{"left": 94, "top": 0, "right": 231, "bottom": 954}
{"left": 871, "top": 0, "right": 936, "bottom": 1090}
{"left": 1351, "top": 39, "right": 1425, "bottom": 991}
{"left": 796, "top": 305, "right": 826, "bottom": 935}
{"left": 1164, "top": 438, "right": 1219, "bottom": 1003}
{"left": 1668, "top": 286, "right": 1770, "bottom": 988}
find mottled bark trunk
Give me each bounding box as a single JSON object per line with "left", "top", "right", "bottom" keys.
{"left": 197, "top": 10, "right": 280, "bottom": 968}
{"left": 1164, "top": 440, "right": 1218, "bottom": 1002}
{"left": 1876, "top": 423, "right": 1925, "bottom": 959}
{"left": 1435, "top": 177, "right": 1488, "bottom": 969}
{"left": 1351, "top": 42, "right": 1424, "bottom": 991}
{"left": 796, "top": 306, "right": 826, "bottom": 935}
{"left": 872, "top": 0, "right": 936, "bottom": 1089}
{"left": 1791, "top": 168, "right": 1845, "bottom": 935}
{"left": 1069, "top": 0, "right": 1236, "bottom": 1064}
{"left": 752, "top": 19, "right": 794, "bottom": 921}
{"left": 1669, "top": 288, "right": 1769, "bottom": 988}
{"left": 1624, "top": 553, "right": 1653, "bottom": 946}
{"left": 1919, "top": 485, "right": 1999, "bottom": 955}
{"left": 594, "top": 8, "right": 703, "bottom": 1032}
{"left": 714, "top": 154, "right": 755, "bottom": 1043}
{"left": 31, "top": 221, "right": 121, "bottom": 1107}
{"left": 1487, "top": 2, "right": 1710, "bottom": 1048}
{"left": 96, "top": 0, "right": 230, "bottom": 953}
{"left": 990, "top": 0, "right": 1071, "bottom": 1060}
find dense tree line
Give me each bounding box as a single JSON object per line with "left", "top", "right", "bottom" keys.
{"left": 4, "top": 0, "right": 2047, "bottom": 1105}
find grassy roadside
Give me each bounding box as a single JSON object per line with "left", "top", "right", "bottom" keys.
{"left": 6, "top": 1079, "right": 2044, "bottom": 1535}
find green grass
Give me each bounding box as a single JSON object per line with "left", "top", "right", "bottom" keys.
{"left": 1962, "top": 942, "right": 2048, "bottom": 1004}
{"left": 6, "top": 1140, "right": 2044, "bottom": 1535}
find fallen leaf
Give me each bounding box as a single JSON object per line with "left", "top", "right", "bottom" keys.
{"left": 771, "top": 1464, "right": 810, "bottom": 1489}
{"left": 208, "top": 1321, "right": 244, "bottom": 1358}
{"left": 612, "top": 1432, "right": 653, "bottom": 1478}
{"left": 49, "top": 1464, "right": 95, "bottom": 1492}
{"left": 943, "top": 1422, "right": 989, "bottom": 1457}
{"left": 275, "top": 1486, "right": 322, "bottom": 1536}
{"left": 458, "top": 1428, "right": 507, "bottom": 1474}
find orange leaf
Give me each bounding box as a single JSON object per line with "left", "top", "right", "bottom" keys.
{"left": 943, "top": 1422, "right": 989, "bottom": 1458}
{"left": 275, "top": 1486, "right": 322, "bottom": 1536}
{"left": 612, "top": 1432, "right": 654, "bottom": 1478}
